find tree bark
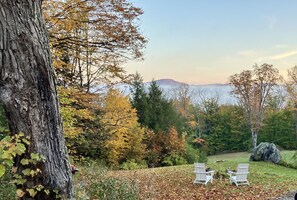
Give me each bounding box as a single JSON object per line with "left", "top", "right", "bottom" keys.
{"left": 0, "top": 0, "right": 74, "bottom": 199}
{"left": 252, "top": 129, "right": 258, "bottom": 149}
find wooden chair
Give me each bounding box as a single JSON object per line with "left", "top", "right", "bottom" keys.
{"left": 227, "top": 163, "right": 249, "bottom": 186}
{"left": 193, "top": 163, "right": 215, "bottom": 185}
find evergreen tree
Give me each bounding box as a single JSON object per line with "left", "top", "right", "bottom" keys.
{"left": 147, "top": 81, "right": 179, "bottom": 133}
{"left": 130, "top": 73, "right": 149, "bottom": 125}
{"left": 260, "top": 109, "right": 297, "bottom": 149}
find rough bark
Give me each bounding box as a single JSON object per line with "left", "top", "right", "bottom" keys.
{"left": 0, "top": 0, "right": 74, "bottom": 199}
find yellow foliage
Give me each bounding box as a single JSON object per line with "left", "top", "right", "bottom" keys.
{"left": 58, "top": 86, "right": 98, "bottom": 139}
{"left": 101, "top": 89, "right": 146, "bottom": 165}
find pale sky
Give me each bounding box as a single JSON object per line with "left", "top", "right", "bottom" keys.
{"left": 125, "top": 0, "right": 297, "bottom": 84}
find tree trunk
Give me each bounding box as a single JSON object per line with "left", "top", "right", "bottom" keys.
{"left": 252, "top": 129, "right": 258, "bottom": 149}
{"left": 294, "top": 103, "right": 297, "bottom": 141}
{"left": 0, "top": 1, "right": 74, "bottom": 199}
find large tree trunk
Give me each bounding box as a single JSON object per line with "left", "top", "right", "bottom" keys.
{"left": 0, "top": 0, "right": 74, "bottom": 199}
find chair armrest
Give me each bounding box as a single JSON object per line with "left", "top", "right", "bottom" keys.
{"left": 234, "top": 172, "right": 249, "bottom": 175}
{"left": 206, "top": 170, "right": 215, "bottom": 175}
{"left": 227, "top": 170, "right": 235, "bottom": 175}
{"left": 194, "top": 171, "right": 206, "bottom": 174}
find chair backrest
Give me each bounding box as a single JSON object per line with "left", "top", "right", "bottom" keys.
{"left": 236, "top": 163, "right": 249, "bottom": 181}
{"left": 194, "top": 163, "right": 207, "bottom": 180}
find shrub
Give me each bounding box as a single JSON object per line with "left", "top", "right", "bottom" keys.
{"left": 84, "top": 177, "right": 138, "bottom": 200}
{"left": 120, "top": 159, "right": 148, "bottom": 170}
{"left": 198, "top": 150, "right": 208, "bottom": 163}
{"left": 0, "top": 171, "right": 16, "bottom": 200}
{"left": 75, "top": 161, "right": 139, "bottom": 200}
{"left": 161, "top": 153, "right": 187, "bottom": 166}
{"left": 184, "top": 144, "right": 200, "bottom": 164}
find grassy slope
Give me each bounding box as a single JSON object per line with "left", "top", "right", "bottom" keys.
{"left": 104, "top": 151, "right": 297, "bottom": 200}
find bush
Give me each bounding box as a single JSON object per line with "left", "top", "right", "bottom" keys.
{"left": 198, "top": 150, "right": 208, "bottom": 163}
{"left": 0, "top": 171, "right": 16, "bottom": 200}
{"left": 87, "top": 177, "right": 139, "bottom": 200}
{"left": 184, "top": 144, "right": 200, "bottom": 164}
{"left": 120, "top": 159, "right": 148, "bottom": 170}
{"left": 75, "top": 160, "right": 139, "bottom": 200}
{"left": 161, "top": 153, "right": 187, "bottom": 166}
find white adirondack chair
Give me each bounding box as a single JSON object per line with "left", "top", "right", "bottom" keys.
{"left": 193, "top": 163, "right": 215, "bottom": 185}
{"left": 227, "top": 163, "right": 249, "bottom": 186}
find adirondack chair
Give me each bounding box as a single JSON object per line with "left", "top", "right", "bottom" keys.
{"left": 193, "top": 163, "right": 215, "bottom": 185}
{"left": 227, "top": 163, "right": 249, "bottom": 186}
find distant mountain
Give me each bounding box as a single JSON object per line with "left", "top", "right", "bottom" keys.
{"left": 149, "top": 79, "right": 186, "bottom": 86}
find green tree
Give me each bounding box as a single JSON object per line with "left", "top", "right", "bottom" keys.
{"left": 146, "top": 81, "right": 181, "bottom": 133}
{"left": 58, "top": 87, "right": 105, "bottom": 158}
{"left": 260, "top": 109, "right": 296, "bottom": 149}
{"left": 196, "top": 99, "right": 250, "bottom": 154}
{"left": 130, "top": 73, "right": 149, "bottom": 125}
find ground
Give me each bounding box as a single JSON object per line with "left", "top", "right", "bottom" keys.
{"left": 104, "top": 151, "right": 297, "bottom": 200}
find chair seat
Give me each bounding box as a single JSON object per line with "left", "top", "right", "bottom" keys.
{"left": 193, "top": 163, "right": 215, "bottom": 185}
{"left": 194, "top": 175, "right": 212, "bottom": 184}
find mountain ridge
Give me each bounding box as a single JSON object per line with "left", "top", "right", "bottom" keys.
{"left": 146, "top": 78, "right": 228, "bottom": 87}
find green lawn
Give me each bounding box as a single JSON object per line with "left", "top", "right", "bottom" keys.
{"left": 208, "top": 150, "right": 295, "bottom": 163}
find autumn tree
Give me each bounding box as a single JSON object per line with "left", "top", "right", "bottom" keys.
{"left": 286, "top": 66, "right": 297, "bottom": 140}
{"left": 229, "top": 63, "right": 281, "bottom": 148}
{"left": 42, "top": 0, "right": 147, "bottom": 160}
{"left": 43, "top": 0, "right": 147, "bottom": 91}
{"left": 0, "top": 0, "right": 73, "bottom": 199}
{"left": 58, "top": 87, "right": 105, "bottom": 158}
{"left": 101, "top": 89, "right": 146, "bottom": 166}
{"left": 171, "top": 84, "right": 193, "bottom": 117}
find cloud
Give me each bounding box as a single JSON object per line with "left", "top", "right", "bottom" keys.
{"left": 269, "top": 50, "right": 297, "bottom": 60}
{"left": 255, "top": 49, "right": 297, "bottom": 62}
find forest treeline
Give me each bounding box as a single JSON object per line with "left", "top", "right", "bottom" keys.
{"left": 1, "top": 69, "right": 296, "bottom": 168}
{"left": 0, "top": 0, "right": 296, "bottom": 169}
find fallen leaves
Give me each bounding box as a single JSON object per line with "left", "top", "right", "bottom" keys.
{"left": 107, "top": 164, "right": 297, "bottom": 200}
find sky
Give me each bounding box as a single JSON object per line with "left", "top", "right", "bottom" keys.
{"left": 124, "top": 0, "right": 297, "bottom": 84}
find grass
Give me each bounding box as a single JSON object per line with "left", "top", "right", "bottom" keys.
{"left": 103, "top": 151, "right": 297, "bottom": 200}
{"left": 1, "top": 151, "right": 296, "bottom": 199}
